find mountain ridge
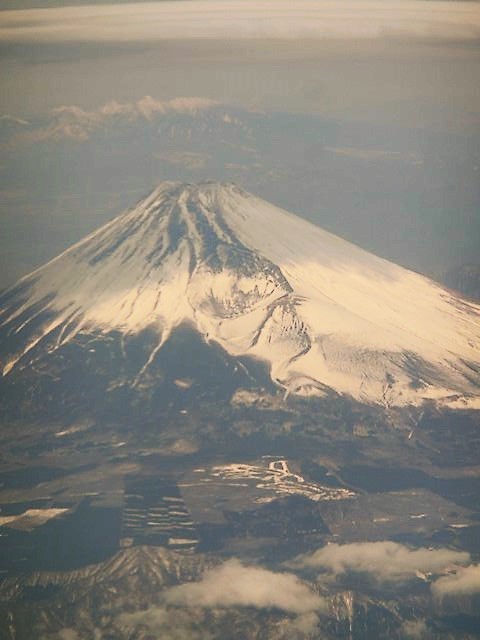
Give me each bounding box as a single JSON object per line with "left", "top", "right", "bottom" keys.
{"left": 1, "top": 181, "right": 479, "bottom": 409}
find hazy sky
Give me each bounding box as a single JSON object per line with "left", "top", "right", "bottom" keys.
{"left": 0, "top": 1, "right": 479, "bottom": 132}
{"left": 1, "top": 1, "right": 480, "bottom": 43}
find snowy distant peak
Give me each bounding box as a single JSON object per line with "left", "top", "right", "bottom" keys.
{"left": 1, "top": 181, "right": 480, "bottom": 409}
{"left": 53, "top": 96, "right": 220, "bottom": 123}
{"left": 0, "top": 114, "right": 31, "bottom": 143}
{"left": 136, "top": 96, "right": 220, "bottom": 118}
{"left": 0, "top": 114, "right": 30, "bottom": 127}
{"left": 27, "top": 97, "right": 249, "bottom": 142}
{"left": 1, "top": 98, "right": 261, "bottom": 146}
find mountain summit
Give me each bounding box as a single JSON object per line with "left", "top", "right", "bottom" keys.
{"left": 1, "top": 181, "right": 480, "bottom": 409}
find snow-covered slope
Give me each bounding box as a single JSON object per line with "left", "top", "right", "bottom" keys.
{"left": 1, "top": 182, "right": 479, "bottom": 408}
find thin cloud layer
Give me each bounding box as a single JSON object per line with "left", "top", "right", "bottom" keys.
{"left": 119, "top": 605, "right": 232, "bottom": 640}
{"left": 432, "top": 563, "right": 480, "bottom": 598}
{"left": 399, "top": 619, "right": 430, "bottom": 639}
{"left": 165, "top": 558, "right": 326, "bottom": 616}
{"left": 1, "top": 1, "right": 479, "bottom": 44}
{"left": 293, "top": 541, "right": 470, "bottom": 582}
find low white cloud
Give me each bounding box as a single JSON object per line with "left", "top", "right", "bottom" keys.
{"left": 119, "top": 606, "right": 213, "bottom": 640}
{"left": 292, "top": 541, "right": 470, "bottom": 582}
{"left": 165, "top": 558, "right": 325, "bottom": 619}
{"left": 431, "top": 563, "right": 480, "bottom": 599}
{"left": 119, "top": 602, "right": 319, "bottom": 638}
{"left": 1, "top": 1, "right": 479, "bottom": 44}
{"left": 51, "top": 631, "right": 81, "bottom": 640}
{"left": 400, "top": 619, "right": 430, "bottom": 639}
{"left": 118, "top": 560, "right": 325, "bottom": 638}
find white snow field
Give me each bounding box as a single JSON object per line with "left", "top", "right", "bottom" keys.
{"left": 1, "top": 182, "right": 479, "bottom": 408}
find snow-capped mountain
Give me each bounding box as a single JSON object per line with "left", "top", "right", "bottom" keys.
{"left": 1, "top": 182, "right": 479, "bottom": 409}
{"left": 3, "top": 96, "right": 257, "bottom": 145}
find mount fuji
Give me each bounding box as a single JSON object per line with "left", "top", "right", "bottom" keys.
{"left": 1, "top": 181, "right": 479, "bottom": 414}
